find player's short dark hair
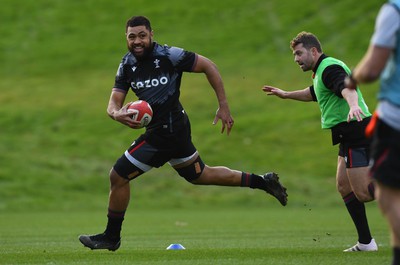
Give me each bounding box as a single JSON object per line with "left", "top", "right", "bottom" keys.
{"left": 290, "top": 31, "right": 322, "bottom": 52}
{"left": 126, "top": 16, "right": 152, "bottom": 32}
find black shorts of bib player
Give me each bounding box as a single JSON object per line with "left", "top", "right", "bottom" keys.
{"left": 78, "top": 15, "right": 288, "bottom": 251}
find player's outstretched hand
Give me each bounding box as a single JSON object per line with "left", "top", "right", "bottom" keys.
{"left": 213, "top": 107, "right": 234, "bottom": 136}
{"left": 262, "top": 85, "right": 287, "bottom": 99}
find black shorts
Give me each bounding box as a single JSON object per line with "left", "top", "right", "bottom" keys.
{"left": 370, "top": 119, "right": 400, "bottom": 188}
{"left": 113, "top": 115, "right": 198, "bottom": 179}
{"left": 338, "top": 143, "right": 370, "bottom": 168}
{"left": 332, "top": 118, "right": 372, "bottom": 168}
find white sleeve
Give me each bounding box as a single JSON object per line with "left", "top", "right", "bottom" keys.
{"left": 371, "top": 3, "right": 400, "bottom": 48}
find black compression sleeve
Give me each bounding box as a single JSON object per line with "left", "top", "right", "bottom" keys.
{"left": 321, "top": 65, "right": 348, "bottom": 98}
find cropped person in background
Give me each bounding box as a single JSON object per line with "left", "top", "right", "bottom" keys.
{"left": 345, "top": 1, "right": 400, "bottom": 263}
{"left": 262, "top": 32, "right": 377, "bottom": 252}
{"left": 78, "top": 16, "right": 288, "bottom": 251}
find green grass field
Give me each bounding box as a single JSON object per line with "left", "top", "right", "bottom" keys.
{"left": 0, "top": 0, "right": 392, "bottom": 264}
{"left": 0, "top": 206, "right": 391, "bottom": 265}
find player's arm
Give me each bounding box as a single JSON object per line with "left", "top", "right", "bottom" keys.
{"left": 323, "top": 65, "right": 366, "bottom": 122}
{"left": 341, "top": 88, "right": 365, "bottom": 122}
{"left": 107, "top": 89, "right": 141, "bottom": 128}
{"left": 348, "top": 46, "right": 392, "bottom": 88}
{"left": 346, "top": 3, "right": 396, "bottom": 87}
{"left": 191, "top": 54, "right": 234, "bottom": 135}
{"left": 262, "top": 85, "right": 314, "bottom": 102}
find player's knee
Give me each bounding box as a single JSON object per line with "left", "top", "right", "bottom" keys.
{"left": 109, "top": 168, "right": 130, "bottom": 188}
{"left": 175, "top": 156, "right": 205, "bottom": 183}
{"left": 336, "top": 180, "right": 350, "bottom": 196}
{"left": 353, "top": 190, "right": 374, "bottom": 203}
{"left": 109, "top": 168, "right": 121, "bottom": 181}
{"left": 113, "top": 155, "right": 145, "bottom": 180}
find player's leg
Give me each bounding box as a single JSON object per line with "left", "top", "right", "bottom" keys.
{"left": 108, "top": 168, "right": 131, "bottom": 212}
{"left": 336, "top": 156, "right": 352, "bottom": 197}
{"left": 79, "top": 137, "right": 158, "bottom": 251}
{"left": 376, "top": 183, "right": 400, "bottom": 264}
{"left": 346, "top": 146, "right": 375, "bottom": 202}
{"left": 337, "top": 155, "right": 377, "bottom": 251}
{"left": 376, "top": 184, "right": 400, "bottom": 246}
{"left": 369, "top": 119, "right": 400, "bottom": 263}
{"left": 79, "top": 161, "right": 145, "bottom": 251}
{"left": 197, "top": 165, "right": 288, "bottom": 206}
{"left": 171, "top": 152, "right": 288, "bottom": 206}
{"left": 170, "top": 151, "right": 240, "bottom": 185}
{"left": 101, "top": 168, "right": 132, "bottom": 244}
{"left": 347, "top": 166, "right": 374, "bottom": 202}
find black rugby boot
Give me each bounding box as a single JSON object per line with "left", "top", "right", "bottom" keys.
{"left": 263, "top": 172, "right": 288, "bottom": 206}
{"left": 79, "top": 233, "right": 121, "bottom": 251}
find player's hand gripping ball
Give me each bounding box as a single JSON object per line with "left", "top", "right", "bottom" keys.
{"left": 127, "top": 100, "right": 153, "bottom": 128}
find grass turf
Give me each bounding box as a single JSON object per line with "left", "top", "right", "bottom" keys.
{"left": 0, "top": 206, "right": 391, "bottom": 265}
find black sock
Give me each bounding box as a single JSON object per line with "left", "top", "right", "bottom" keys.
{"left": 393, "top": 247, "right": 400, "bottom": 265}
{"left": 105, "top": 208, "right": 125, "bottom": 240}
{"left": 343, "top": 192, "right": 372, "bottom": 244}
{"left": 241, "top": 172, "right": 267, "bottom": 190}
